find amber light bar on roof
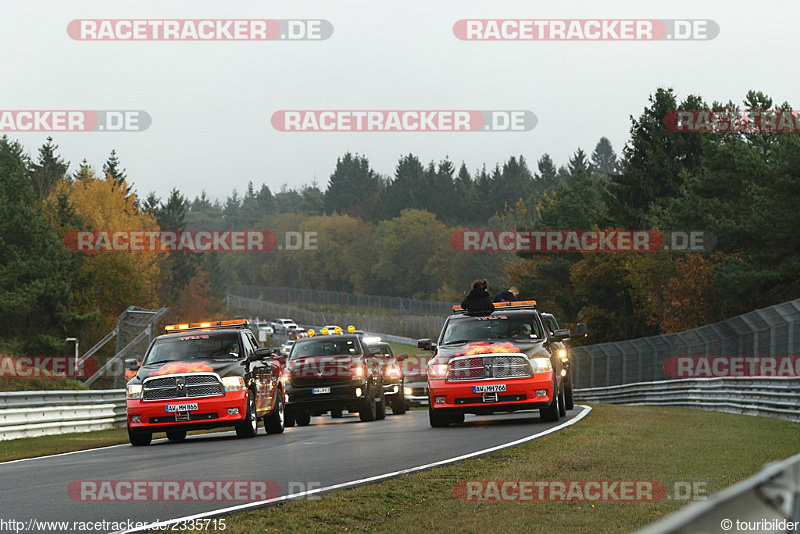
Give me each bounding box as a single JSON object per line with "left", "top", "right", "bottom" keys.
{"left": 452, "top": 300, "right": 537, "bottom": 312}
{"left": 165, "top": 319, "right": 249, "bottom": 331}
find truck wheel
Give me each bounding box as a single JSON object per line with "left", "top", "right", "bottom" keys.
{"left": 235, "top": 391, "right": 258, "bottom": 438}
{"left": 359, "top": 385, "right": 377, "bottom": 422}
{"left": 330, "top": 408, "right": 343, "bottom": 418}
{"left": 284, "top": 407, "right": 296, "bottom": 428}
{"left": 295, "top": 409, "right": 311, "bottom": 426}
{"left": 391, "top": 396, "right": 407, "bottom": 415}
{"left": 558, "top": 383, "right": 567, "bottom": 417}
{"left": 166, "top": 431, "right": 186, "bottom": 442}
{"left": 428, "top": 403, "right": 450, "bottom": 428}
{"left": 264, "top": 392, "right": 285, "bottom": 434}
{"left": 564, "top": 380, "right": 575, "bottom": 410}
{"left": 376, "top": 390, "right": 387, "bottom": 420}
{"left": 128, "top": 425, "right": 151, "bottom": 446}
{"left": 450, "top": 413, "right": 465, "bottom": 424}
{"left": 539, "top": 379, "right": 561, "bottom": 423}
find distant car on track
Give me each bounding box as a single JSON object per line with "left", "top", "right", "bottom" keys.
{"left": 271, "top": 318, "right": 298, "bottom": 333}
{"left": 364, "top": 340, "right": 407, "bottom": 415}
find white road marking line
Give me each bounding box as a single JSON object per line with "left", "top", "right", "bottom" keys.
{"left": 117, "top": 406, "right": 593, "bottom": 534}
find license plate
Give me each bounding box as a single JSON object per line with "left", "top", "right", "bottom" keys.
{"left": 312, "top": 387, "right": 331, "bottom": 395}
{"left": 165, "top": 403, "right": 198, "bottom": 413}
{"left": 473, "top": 384, "right": 506, "bottom": 393}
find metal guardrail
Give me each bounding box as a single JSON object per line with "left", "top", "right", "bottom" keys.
{"left": 571, "top": 298, "right": 800, "bottom": 389}
{"left": 574, "top": 377, "right": 800, "bottom": 422}
{"left": 0, "top": 390, "right": 126, "bottom": 441}
{"left": 639, "top": 451, "right": 800, "bottom": 533}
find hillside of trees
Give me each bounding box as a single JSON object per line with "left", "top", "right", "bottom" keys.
{"left": 1, "top": 87, "right": 798, "bottom": 354}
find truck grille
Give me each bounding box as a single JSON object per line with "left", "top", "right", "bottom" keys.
{"left": 447, "top": 355, "right": 532, "bottom": 381}
{"left": 142, "top": 373, "right": 225, "bottom": 401}
{"left": 291, "top": 377, "right": 352, "bottom": 388}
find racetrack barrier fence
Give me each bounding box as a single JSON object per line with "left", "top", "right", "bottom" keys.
{"left": 232, "top": 285, "right": 453, "bottom": 316}
{"left": 0, "top": 390, "right": 125, "bottom": 441}
{"left": 227, "top": 293, "right": 444, "bottom": 341}
{"left": 571, "top": 298, "right": 800, "bottom": 389}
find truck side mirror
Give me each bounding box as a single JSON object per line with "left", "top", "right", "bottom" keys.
{"left": 575, "top": 323, "right": 588, "bottom": 337}
{"left": 551, "top": 329, "right": 571, "bottom": 341}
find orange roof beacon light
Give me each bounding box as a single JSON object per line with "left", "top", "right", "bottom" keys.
{"left": 334, "top": 326, "right": 342, "bottom": 335}
{"left": 347, "top": 325, "right": 356, "bottom": 333}
{"left": 307, "top": 329, "right": 316, "bottom": 337}
{"left": 321, "top": 327, "right": 329, "bottom": 335}
{"left": 164, "top": 319, "right": 249, "bottom": 332}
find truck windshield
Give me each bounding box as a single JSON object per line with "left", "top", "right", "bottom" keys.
{"left": 290, "top": 337, "right": 362, "bottom": 358}
{"left": 441, "top": 315, "right": 543, "bottom": 344}
{"left": 144, "top": 332, "right": 242, "bottom": 365}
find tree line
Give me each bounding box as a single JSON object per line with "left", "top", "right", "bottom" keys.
{"left": 0, "top": 86, "right": 797, "bottom": 355}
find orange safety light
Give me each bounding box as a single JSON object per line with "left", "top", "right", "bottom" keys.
{"left": 165, "top": 319, "right": 250, "bottom": 332}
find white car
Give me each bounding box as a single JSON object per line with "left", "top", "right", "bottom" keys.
{"left": 271, "top": 318, "right": 298, "bottom": 333}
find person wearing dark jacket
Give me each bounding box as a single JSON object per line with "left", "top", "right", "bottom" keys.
{"left": 461, "top": 279, "right": 495, "bottom": 314}
{"left": 493, "top": 286, "right": 519, "bottom": 303}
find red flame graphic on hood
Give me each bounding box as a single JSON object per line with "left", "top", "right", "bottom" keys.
{"left": 149, "top": 361, "right": 213, "bottom": 376}
{"left": 457, "top": 342, "right": 519, "bottom": 356}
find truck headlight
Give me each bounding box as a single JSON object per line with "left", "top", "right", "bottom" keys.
{"left": 353, "top": 365, "right": 365, "bottom": 378}
{"left": 386, "top": 365, "right": 401, "bottom": 378}
{"left": 427, "top": 363, "right": 449, "bottom": 379}
{"left": 530, "top": 358, "right": 553, "bottom": 374}
{"left": 222, "top": 376, "right": 246, "bottom": 392}
{"left": 403, "top": 387, "right": 412, "bottom": 396}
{"left": 557, "top": 348, "right": 568, "bottom": 361}
{"left": 126, "top": 384, "right": 142, "bottom": 400}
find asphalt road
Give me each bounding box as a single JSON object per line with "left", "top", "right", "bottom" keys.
{"left": 0, "top": 406, "right": 589, "bottom": 533}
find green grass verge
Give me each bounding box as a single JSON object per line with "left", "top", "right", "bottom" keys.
{"left": 0, "top": 427, "right": 130, "bottom": 462}
{"left": 203, "top": 405, "right": 800, "bottom": 533}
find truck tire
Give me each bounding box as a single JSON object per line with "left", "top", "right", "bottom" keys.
{"left": 539, "top": 378, "right": 561, "bottom": 423}
{"left": 428, "top": 403, "right": 451, "bottom": 428}
{"left": 295, "top": 409, "right": 311, "bottom": 426}
{"left": 376, "top": 390, "right": 387, "bottom": 420}
{"left": 128, "top": 425, "right": 151, "bottom": 446}
{"left": 166, "top": 431, "right": 186, "bottom": 442}
{"left": 359, "top": 384, "right": 377, "bottom": 422}
{"left": 235, "top": 391, "right": 258, "bottom": 438}
{"left": 391, "top": 396, "right": 407, "bottom": 415}
{"left": 264, "top": 391, "right": 285, "bottom": 434}
{"left": 564, "top": 380, "right": 575, "bottom": 410}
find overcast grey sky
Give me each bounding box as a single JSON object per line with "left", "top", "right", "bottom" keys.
{"left": 2, "top": 0, "right": 798, "bottom": 202}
